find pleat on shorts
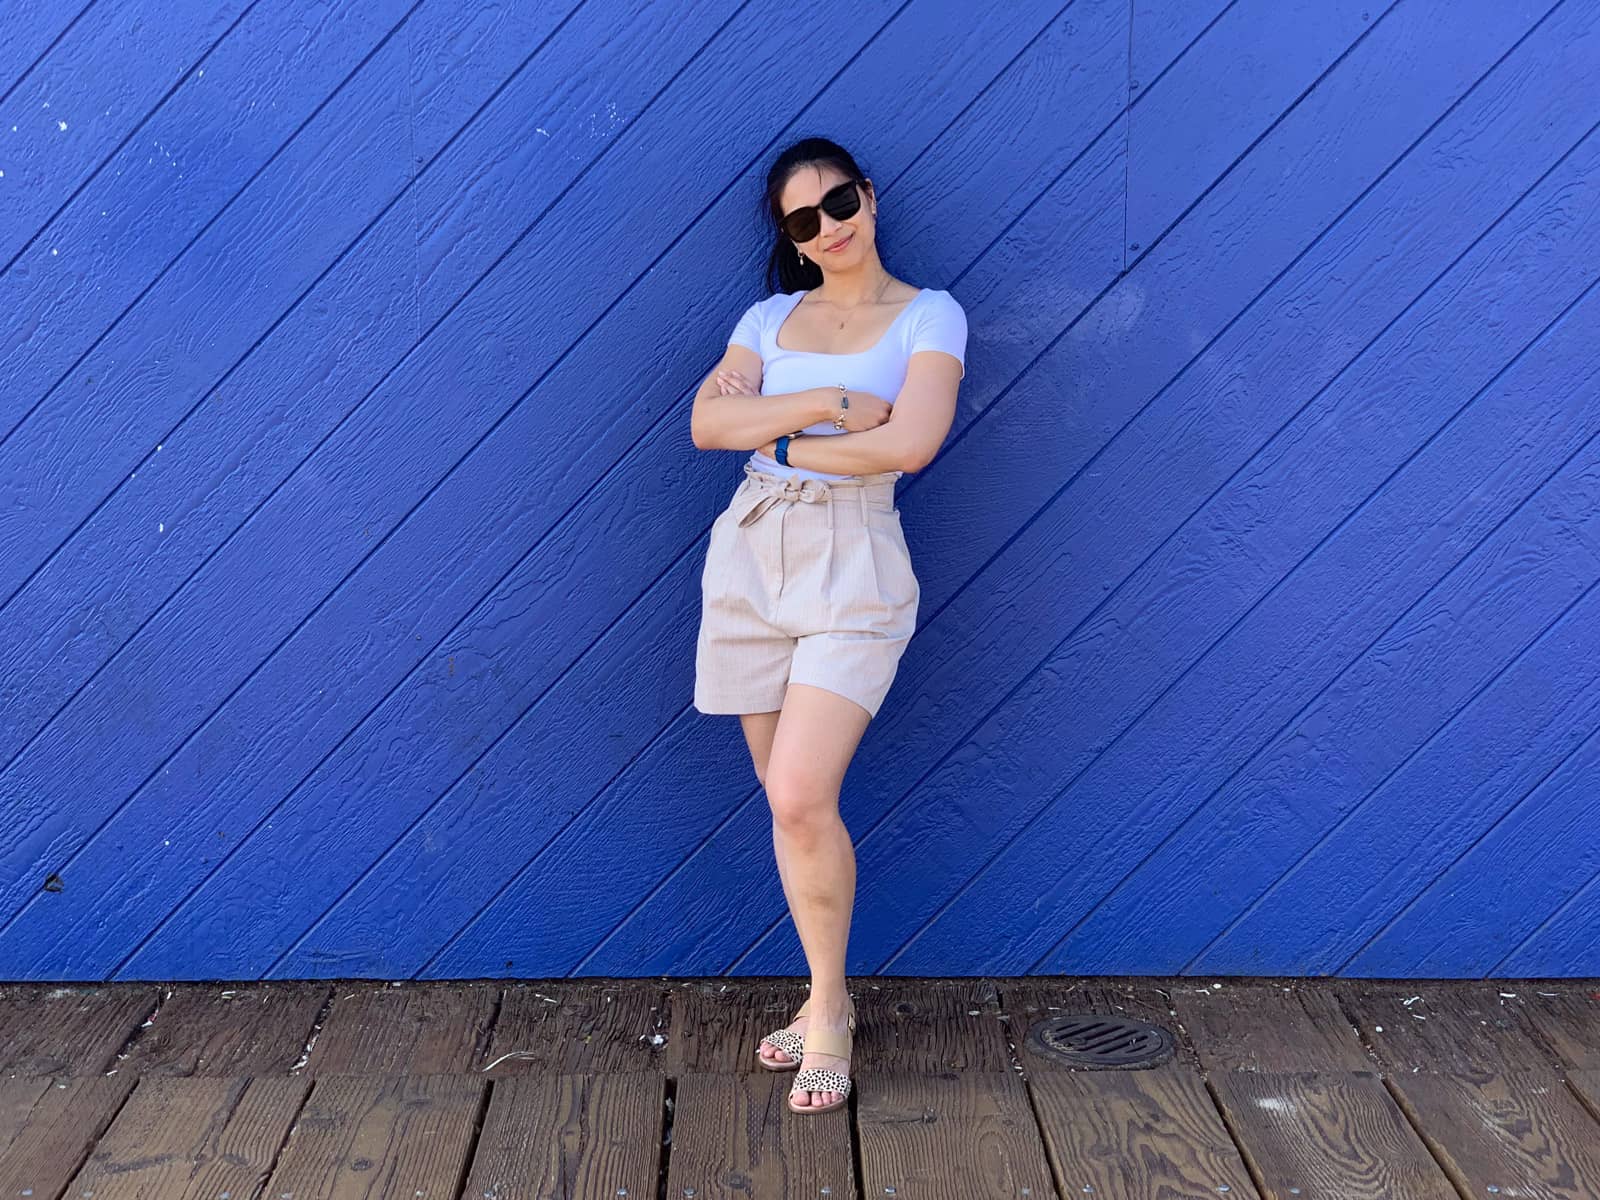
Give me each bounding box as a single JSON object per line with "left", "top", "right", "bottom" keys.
{"left": 693, "top": 461, "right": 920, "bottom": 719}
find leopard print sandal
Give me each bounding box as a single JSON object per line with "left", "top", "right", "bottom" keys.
{"left": 756, "top": 995, "right": 857, "bottom": 1073}
{"left": 787, "top": 1006, "right": 856, "bottom": 1114}
{"left": 755, "top": 996, "right": 812, "bottom": 1072}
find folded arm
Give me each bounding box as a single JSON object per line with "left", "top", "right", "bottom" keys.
{"left": 755, "top": 350, "right": 963, "bottom": 474}
{"left": 690, "top": 343, "right": 832, "bottom": 450}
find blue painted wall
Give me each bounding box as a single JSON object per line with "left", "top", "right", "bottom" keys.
{"left": 1, "top": 0, "right": 1596, "bottom": 983}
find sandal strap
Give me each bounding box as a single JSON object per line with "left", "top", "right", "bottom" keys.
{"left": 799, "top": 1025, "right": 852, "bottom": 1059}
{"left": 761, "top": 996, "right": 858, "bottom": 1058}
{"left": 759, "top": 1028, "right": 805, "bottom": 1057}
{"left": 790, "top": 1066, "right": 852, "bottom": 1096}
{"left": 759, "top": 995, "right": 814, "bottom": 1054}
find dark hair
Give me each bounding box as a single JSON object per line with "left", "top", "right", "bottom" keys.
{"left": 761, "top": 137, "right": 875, "bottom": 295}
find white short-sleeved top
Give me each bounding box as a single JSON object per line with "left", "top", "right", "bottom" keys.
{"left": 725, "top": 286, "right": 968, "bottom": 481}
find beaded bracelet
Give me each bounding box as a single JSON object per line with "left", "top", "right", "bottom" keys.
{"left": 833, "top": 382, "right": 850, "bottom": 430}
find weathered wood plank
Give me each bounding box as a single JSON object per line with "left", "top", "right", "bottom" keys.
{"left": 485, "top": 980, "right": 668, "bottom": 1074}
{"left": 1514, "top": 983, "right": 1600, "bottom": 1071}
{"left": 460, "top": 1073, "right": 664, "bottom": 1198}
{"left": 62, "top": 1075, "right": 308, "bottom": 1199}
{"left": 858, "top": 1070, "right": 1055, "bottom": 1198}
{"left": 661, "top": 977, "right": 812, "bottom": 1073}
{"left": 669, "top": 1071, "right": 852, "bottom": 1198}
{"left": 1566, "top": 1069, "right": 1600, "bottom": 1121}
{"left": 307, "top": 980, "right": 497, "bottom": 1075}
{"left": 0, "top": 1074, "right": 137, "bottom": 1197}
{"left": 1388, "top": 1071, "right": 1600, "bottom": 1198}
{"left": 1175, "top": 979, "right": 1372, "bottom": 1072}
{"left": 1335, "top": 982, "right": 1560, "bottom": 1073}
{"left": 1213, "top": 1070, "right": 1454, "bottom": 1198}
{"left": 0, "top": 983, "right": 157, "bottom": 1076}
{"left": 118, "top": 980, "right": 330, "bottom": 1076}
{"left": 262, "top": 1073, "right": 484, "bottom": 1197}
{"left": 1029, "top": 1066, "right": 1255, "bottom": 1198}
{"left": 853, "top": 977, "right": 1011, "bottom": 1072}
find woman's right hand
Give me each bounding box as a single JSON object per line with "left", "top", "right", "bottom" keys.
{"left": 715, "top": 368, "right": 761, "bottom": 395}
{"left": 825, "top": 388, "right": 893, "bottom": 432}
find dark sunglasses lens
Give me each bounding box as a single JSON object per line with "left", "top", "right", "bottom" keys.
{"left": 783, "top": 181, "right": 860, "bottom": 242}
{"left": 823, "top": 181, "right": 860, "bottom": 221}
{"left": 783, "top": 211, "right": 817, "bottom": 242}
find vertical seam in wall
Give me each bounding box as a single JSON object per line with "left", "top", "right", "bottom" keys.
{"left": 1122, "top": 0, "right": 1134, "bottom": 274}
{"left": 406, "top": 18, "right": 422, "bottom": 342}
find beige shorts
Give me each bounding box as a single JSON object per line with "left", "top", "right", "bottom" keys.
{"left": 694, "top": 461, "right": 920, "bottom": 719}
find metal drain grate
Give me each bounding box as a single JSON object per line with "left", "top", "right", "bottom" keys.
{"left": 1024, "top": 1012, "right": 1176, "bottom": 1069}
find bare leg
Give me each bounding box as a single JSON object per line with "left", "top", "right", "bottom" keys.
{"left": 754, "top": 682, "right": 871, "bottom": 1107}
{"left": 737, "top": 708, "right": 800, "bottom": 1063}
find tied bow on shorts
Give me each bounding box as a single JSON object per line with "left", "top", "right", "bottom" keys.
{"left": 730, "top": 462, "right": 872, "bottom": 531}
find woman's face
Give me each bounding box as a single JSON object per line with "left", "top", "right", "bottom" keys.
{"left": 780, "top": 165, "right": 875, "bottom": 267}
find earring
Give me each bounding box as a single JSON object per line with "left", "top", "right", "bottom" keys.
{"left": 796, "top": 245, "right": 804, "bottom": 263}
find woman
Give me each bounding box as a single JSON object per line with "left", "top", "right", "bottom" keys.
{"left": 688, "top": 137, "right": 968, "bottom": 1115}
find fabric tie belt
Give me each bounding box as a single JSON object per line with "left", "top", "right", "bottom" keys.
{"left": 731, "top": 462, "right": 898, "bottom": 530}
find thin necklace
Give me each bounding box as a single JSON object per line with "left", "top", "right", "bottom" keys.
{"left": 816, "top": 276, "right": 894, "bottom": 329}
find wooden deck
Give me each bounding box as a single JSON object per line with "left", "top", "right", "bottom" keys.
{"left": 2, "top": 975, "right": 1598, "bottom": 1198}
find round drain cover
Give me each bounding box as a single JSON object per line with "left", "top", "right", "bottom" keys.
{"left": 1024, "top": 1012, "right": 1175, "bottom": 1069}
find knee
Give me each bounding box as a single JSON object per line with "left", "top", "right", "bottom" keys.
{"left": 764, "top": 763, "right": 837, "bottom": 832}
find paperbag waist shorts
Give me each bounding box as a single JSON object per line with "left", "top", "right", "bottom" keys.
{"left": 694, "top": 461, "right": 920, "bottom": 719}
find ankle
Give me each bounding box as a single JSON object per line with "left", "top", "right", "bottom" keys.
{"left": 804, "top": 991, "right": 853, "bottom": 1023}
{"left": 800, "top": 985, "right": 851, "bottom": 1017}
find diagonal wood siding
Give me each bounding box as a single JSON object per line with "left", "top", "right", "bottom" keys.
{"left": 0, "top": 0, "right": 1596, "bottom": 982}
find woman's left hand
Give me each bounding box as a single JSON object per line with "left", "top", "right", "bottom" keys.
{"left": 757, "top": 437, "right": 778, "bottom": 459}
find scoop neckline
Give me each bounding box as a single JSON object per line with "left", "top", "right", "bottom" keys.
{"left": 772, "top": 287, "right": 930, "bottom": 356}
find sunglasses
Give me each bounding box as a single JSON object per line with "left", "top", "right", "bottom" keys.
{"left": 780, "top": 179, "right": 863, "bottom": 244}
